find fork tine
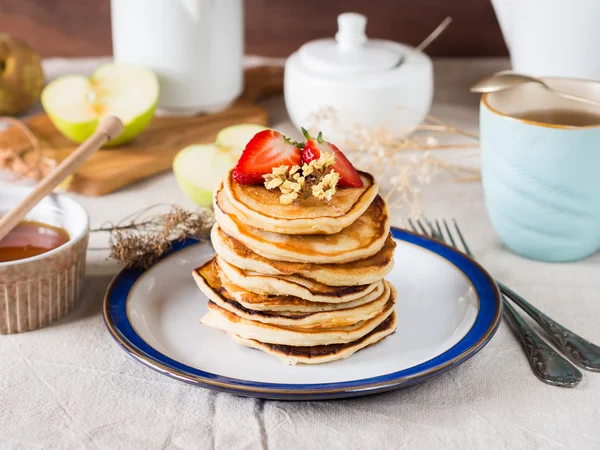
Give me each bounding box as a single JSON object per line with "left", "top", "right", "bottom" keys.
{"left": 435, "top": 219, "right": 446, "bottom": 244}
{"left": 442, "top": 219, "right": 458, "bottom": 248}
{"left": 452, "top": 219, "right": 474, "bottom": 258}
{"left": 415, "top": 219, "right": 431, "bottom": 237}
{"left": 434, "top": 220, "right": 443, "bottom": 241}
{"left": 424, "top": 218, "right": 438, "bottom": 238}
{"left": 406, "top": 218, "right": 419, "bottom": 234}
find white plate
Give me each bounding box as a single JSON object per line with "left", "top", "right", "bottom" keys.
{"left": 104, "top": 228, "right": 501, "bottom": 400}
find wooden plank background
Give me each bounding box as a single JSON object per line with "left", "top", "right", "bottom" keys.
{"left": 0, "top": 0, "right": 506, "bottom": 58}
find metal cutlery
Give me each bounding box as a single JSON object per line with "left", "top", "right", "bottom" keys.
{"left": 407, "top": 218, "right": 595, "bottom": 387}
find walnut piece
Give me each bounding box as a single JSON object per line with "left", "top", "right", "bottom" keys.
{"left": 262, "top": 152, "right": 339, "bottom": 205}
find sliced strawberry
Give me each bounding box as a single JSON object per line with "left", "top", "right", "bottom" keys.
{"left": 232, "top": 130, "right": 303, "bottom": 184}
{"left": 301, "top": 128, "right": 363, "bottom": 188}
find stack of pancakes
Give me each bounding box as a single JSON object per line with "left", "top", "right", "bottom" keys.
{"left": 193, "top": 170, "right": 397, "bottom": 365}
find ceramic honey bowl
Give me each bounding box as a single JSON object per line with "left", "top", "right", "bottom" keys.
{"left": 0, "top": 187, "right": 89, "bottom": 333}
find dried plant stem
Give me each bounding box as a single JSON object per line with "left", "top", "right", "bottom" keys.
{"left": 91, "top": 221, "right": 156, "bottom": 233}
{"left": 455, "top": 175, "right": 482, "bottom": 183}
{"left": 404, "top": 143, "right": 480, "bottom": 151}
{"left": 423, "top": 114, "right": 480, "bottom": 140}
{"left": 436, "top": 160, "right": 480, "bottom": 175}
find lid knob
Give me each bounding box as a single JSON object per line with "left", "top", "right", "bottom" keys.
{"left": 335, "top": 13, "right": 367, "bottom": 51}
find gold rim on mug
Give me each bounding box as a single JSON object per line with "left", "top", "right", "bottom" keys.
{"left": 481, "top": 76, "right": 600, "bottom": 130}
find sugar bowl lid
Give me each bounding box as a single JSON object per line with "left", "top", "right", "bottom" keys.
{"left": 298, "top": 13, "right": 404, "bottom": 75}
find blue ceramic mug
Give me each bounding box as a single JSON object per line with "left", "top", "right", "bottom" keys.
{"left": 480, "top": 78, "right": 600, "bottom": 262}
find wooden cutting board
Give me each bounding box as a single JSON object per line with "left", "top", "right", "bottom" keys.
{"left": 0, "top": 66, "right": 283, "bottom": 196}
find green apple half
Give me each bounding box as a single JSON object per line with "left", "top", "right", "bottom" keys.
{"left": 215, "top": 124, "right": 268, "bottom": 158}
{"left": 41, "top": 63, "right": 159, "bottom": 147}
{"left": 173, "top": 124, "right": 268, "bottom": 207}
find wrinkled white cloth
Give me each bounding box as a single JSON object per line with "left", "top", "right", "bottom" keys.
{"left": 2, "top": 58, "right": 600, "bottom": 450}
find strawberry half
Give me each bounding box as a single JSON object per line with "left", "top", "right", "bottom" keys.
{"left": 301, "top": 128, "right": 363, "bottom": 188}
{"left": 232, "top": 130, "right": 303, "bottom": 184}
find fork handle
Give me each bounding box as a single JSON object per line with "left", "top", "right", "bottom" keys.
{"left": 500, "top": 282, "right": 600, "bottom": 371}
{"left": 502, "top": 299, "right": 582, "bottom": 387}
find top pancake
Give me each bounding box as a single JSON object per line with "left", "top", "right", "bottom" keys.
{"left": 221, "top": 169, "right": 379, "bottom": 234}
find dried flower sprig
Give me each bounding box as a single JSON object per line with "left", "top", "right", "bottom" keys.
{"left": 312, "top": 169, "right": 339, "bottom": 201}
{"left": 91, "top": 205, "right": 214, "bottom": 269}
{"left": 263, "top": 152, "right": 339, "bottom": 204}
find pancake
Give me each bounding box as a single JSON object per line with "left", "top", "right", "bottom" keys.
{"left": 215, "top": 287, "right": 391, "bottom": 329}
{"left": 230, "top": 312, "right": 396, "bottom": 365}
{"left": 193, "top": 260, "right": 392, "bottom": 328}
{"left": 214, "top": 268, "right": 386, "bottom": 313}
{"left": 222, "top": 279, "right": 386, "bottom": 312}
{"left": 194, "top": 259, "right": 385, "bottom": 312}
{"left": 216, "top": 256, "right": 380, "bottom": 303}
{"left": 215, "top": 191, "right": 390, "bottom": 264}
{"left": 221, "top": 170, "right": 379, "bottom": 235}
{"left": 211, "top": 224, "right": 396, "bottom": 287}
{"left": 201, "top": 292, "right": 395, "bottom": 346}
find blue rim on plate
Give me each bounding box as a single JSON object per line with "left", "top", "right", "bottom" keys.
{"left": 103, "top": 227, "right": 502, "bottom": 400}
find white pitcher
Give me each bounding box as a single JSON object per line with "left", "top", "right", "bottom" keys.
{"left": 111, "top": 0, "right": 243, "bottom": 116}
{"left": 491, "top": 0, "right": 600, "bottom": 80}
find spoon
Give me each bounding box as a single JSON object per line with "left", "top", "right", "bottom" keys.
{"left": 0, "top": 116, "right": 124, "bottom": 242}
{"left": 415, "top": 17, "right": 453, "bottom": 54}
{"left": 394, "top": 16, "right": 452, "bottom": 68}
{"left": 471, "top": 71, "right": 600, "bottom": 107}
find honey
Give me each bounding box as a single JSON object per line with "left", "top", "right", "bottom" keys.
{"left": 0, "top": 220, "right": 69, "bottom": 263}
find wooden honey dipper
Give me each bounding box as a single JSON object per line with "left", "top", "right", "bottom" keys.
{"left": 0, "top": 116, "right": 124, "bottom": 242}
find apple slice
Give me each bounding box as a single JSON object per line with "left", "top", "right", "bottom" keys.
{"left": 173, "top": 144, "right": 237, "bottom": 207}
{"left": 215, "top": 124, "right": 268, "bottom": 157}
{"left": 41, "top": 63, "right": 159, "bottom": 147}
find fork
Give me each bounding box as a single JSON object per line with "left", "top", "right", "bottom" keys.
{"left": 407, "top": 218, "right": 600, "bottom": 387}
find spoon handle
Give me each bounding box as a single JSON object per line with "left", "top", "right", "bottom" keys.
{"left": 548, "top": 87, "right": 600, "bottom": 107}
{"left": 0, "top": 116, "right": 123, "bottom": 242}
{"left": 503, "top": 299, "right": 582, "bottom": 387}
{"left": 415, "top": 17, "right": 452, "bottom": 53}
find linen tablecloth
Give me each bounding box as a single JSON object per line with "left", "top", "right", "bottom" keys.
{"left": 2, "top": 58, "right": 600, "bottom": 450}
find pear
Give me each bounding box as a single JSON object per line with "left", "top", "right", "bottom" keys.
{"left": 41, "top": 63, "right": 159, "bottom": 146}
{"left": 0, "top": 34, "right": 44, "bottom": 116}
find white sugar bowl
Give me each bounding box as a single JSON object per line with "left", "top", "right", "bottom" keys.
{"left": 284, "top": 12, "right": 433, "bottom": 139}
